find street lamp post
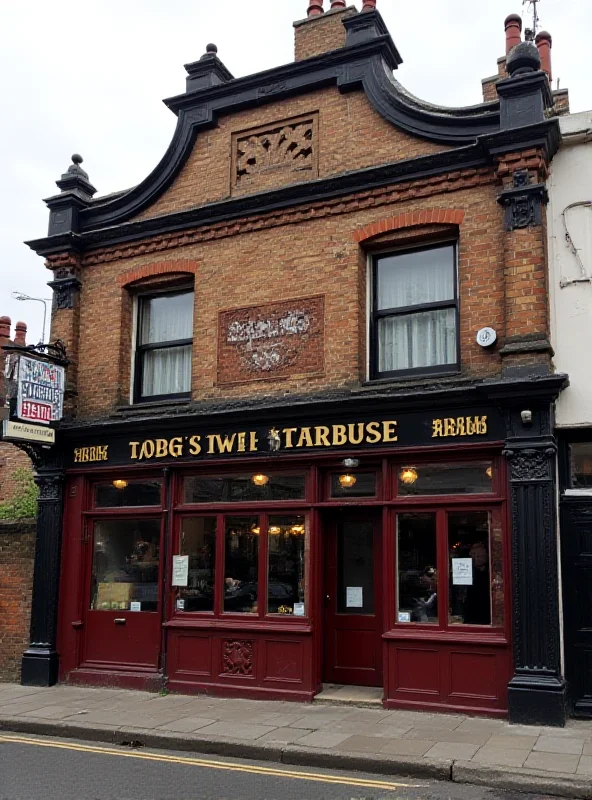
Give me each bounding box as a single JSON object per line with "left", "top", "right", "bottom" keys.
{"left": 11, "top": 292, "right": 52, "bottom": 344}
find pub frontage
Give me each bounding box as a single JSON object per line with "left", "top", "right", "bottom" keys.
{"left": 16, "top": 2, "right": 570, "bottom": 726}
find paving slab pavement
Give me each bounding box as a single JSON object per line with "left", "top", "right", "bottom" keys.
{"left": 1, "top": 682, "right": 592, "bottom": 797}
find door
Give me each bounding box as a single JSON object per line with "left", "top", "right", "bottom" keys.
{"left": 83, "top": 518, "right": 163, "bottom": 670}
{"left": 324, "top": 512, "right": 383, "bottom": 686}
{"left": 561, "top": 499, "right": 592, "bottom": 717}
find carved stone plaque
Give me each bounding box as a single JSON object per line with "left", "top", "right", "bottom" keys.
{"left": 217, "top": 295, "right": 325, "bottom": 385}
{"left": 231, "top": 113, "right": 319, "bottom": 194}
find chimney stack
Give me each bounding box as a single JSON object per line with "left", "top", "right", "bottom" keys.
{"left": 14, "top": 321, "right": 27, "bottom": 346}
{"left": 362, "top": 0, "right": 377, "bottom": 9}
{"left": 504, "top": 13, "right": 522, "bottom": 53}
{"left": 535, "top": 31, "right": 552, "bottom": 82}
{"left": 0, "top": 316, "right": 10, "bottom": 343}
{"left": 307, "top": 0, "right": 324, "bottom": 16}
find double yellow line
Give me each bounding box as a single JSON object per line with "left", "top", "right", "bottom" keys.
{"left": 0, "top": 733, "right": 425, "bottom": 792}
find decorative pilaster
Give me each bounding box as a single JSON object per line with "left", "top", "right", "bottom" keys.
{"left": 504, "top": 407, "right": 566, "bottom": 726}
{"left": 21, "top": 468, "right": 65, "bottom": 686}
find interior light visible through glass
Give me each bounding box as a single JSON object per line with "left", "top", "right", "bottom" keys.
{"left": 251, "top": 473, "right": 269, "bottom": 486}
{"left": 399, "top": 467, "right": 418, "bottom": 485}
{"left": 338, "top": 473, "right": 357, "bottom": 489}
{"left": 486, "top": 466, "right": 493, "bottom": 479}
{"left": 112, "top": 479, "right": 128, "bottom": 490}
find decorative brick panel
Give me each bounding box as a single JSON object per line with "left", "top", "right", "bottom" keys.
{"left": 217, "top": 296, "right": 325, "bottom": 386}
{"left": 232, "top": 113, "right": 319, "bottom": 196}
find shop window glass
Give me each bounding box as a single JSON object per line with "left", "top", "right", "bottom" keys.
{"left": 397, "top": 513, "right": 438, "bottom": 623}
{"left": 267, "top": 515, "right": 307, "bottom": 616}
{"left": 224, "top": 516, "right": 259, "bottom": 613}
{"left": 183, "top": 473, "right": 306, "bottom": 503}
{"left": 330, "top": 472, "right": 377, "bottom": 498}
{"left": 570, "top": 443, "right": 592, "bottom": 489}
{"left": 176, "top": 517, "right": 216, "bottom": 612}
{"left": 448, "top": 511, "right": 496, "bottom": 626}
{"left": 397, "top": 462, "right": 493, "bottom": 496}
{"left": 94, "top": 481, "right": 162, "bottom": 508}
{"left": 337, "top": 520, "right": 375, "bottom": 614}
{"left": 90, "top": 519, "right": 160, "bottom": 612}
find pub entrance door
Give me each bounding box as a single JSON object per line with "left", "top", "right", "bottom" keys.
{"left": 323, "top": 510, "right": 383, "bottom": 687}
{"left": 82, "top": 517, "right": 163, "bottom": 671}
{"left": 561, "top": 499, "right": 592, "bottom": 717}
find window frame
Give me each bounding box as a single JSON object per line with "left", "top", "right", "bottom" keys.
{"left": 369, "top": 240, "right": 460, "bottom": 381}
{"left": 133, "top": 288, "right": 194, "bottom": 404}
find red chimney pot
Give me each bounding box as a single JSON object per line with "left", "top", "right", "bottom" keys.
{"left": 362, "top": 0, "right": 377, "bottom": 9}
{"left": 14, "top": 321, "right": 27, "bottom": 345}
{"left": 535, "top": 30, "right": 552, "bottom": 82}
{"left": 504, "top": 13, "right": 522, "bottom": 54}
{"left": 330, "top": 0, "right": 346, "bottom": 7}
{"left": 0, "top": 316, "right": 11, "bottom": 341}
{"left": 307, "top": 0, "right": 324, "bottom": 16}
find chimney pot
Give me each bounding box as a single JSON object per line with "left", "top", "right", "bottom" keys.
{"left": 14, "top": 321, "right": 27, "bottom": 345}
{"left": 307, "top": 0, "right": 324, "bottom": 16}
{"left": 535, "top": 30, "right": 552, "bottom": 81}
{"left": 362, "top": 0, "right": 377, "bottom": 9}
{"left": 330, "top": 0, "right": 346, "bottom": 7}
{"left": 0, "top": 316, "right": 11, "bottom": 341}
{"left": 504, "top": 13, "right": 522, "bottom": 54}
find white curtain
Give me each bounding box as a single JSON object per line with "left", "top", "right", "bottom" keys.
{"left": 378, "top": 309, "right": 456, "bottom": 372}
{"left": 377, "top": 246, "right": 454, "bottom": 310}
{"left": 142, "top": 345, "right": 192, "bottom": 396}
{"left": 141, "top": 292, "right": 193, "bottom": 396}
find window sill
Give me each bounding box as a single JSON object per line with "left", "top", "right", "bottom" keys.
{"left": 362, "top": 369, "right": 460, "bottom": 388}
{"left": 114, "top": 398, "right": 192, "bottom": 416}
{"left": 164, "top": 617, "right": 312, "bottom": 633}
{"left": 383, "top": 628, "right": 507, "bottom": 646}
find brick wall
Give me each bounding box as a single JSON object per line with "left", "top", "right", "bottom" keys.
{"left": 0, "top": 444, "right": 33, "bottom": 504}
{"left": 0, "top": 520, "right": 35, "bottom": 682}
{"left": 294, "top": 7, "right": 355, "bottom": 61}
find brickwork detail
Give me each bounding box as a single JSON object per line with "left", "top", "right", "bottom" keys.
{"left": 0, "top": 521, "right": 35, "bottom": 681}
{"left": 118, "top": 259, "right": 199, "bottom": 288}
{"left": 233, "top": 114, "right": 318, "bottom": 194}
{"left": 353, "top": 209, "right": 466, "bottom": 243}
{"left": 222, "top": 640, "right": 253, "bottom": 675}
{"left": 0, "top": 444, "right": 33, "bottom": 504}
{"left": 218, "top": 296, "right": 324, "bottom": 385}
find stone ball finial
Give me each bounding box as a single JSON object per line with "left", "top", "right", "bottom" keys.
{"left": 71, "top": 154, "right": 83, "bottom": 165}
{"left": 206, "top": 43, "right": 217, "bottom": 54}
{"left": 506, "top": 40, "right": 541, "bottom": 77}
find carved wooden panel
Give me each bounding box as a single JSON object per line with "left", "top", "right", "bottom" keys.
{"left": 217, "top": 295, "right": 325, "bottom": 385}
{"left": 222, "top": 639, "right": 254, "bottom": 676}
{"left": 231, "top": 113, "right": 318, "bottom": 194}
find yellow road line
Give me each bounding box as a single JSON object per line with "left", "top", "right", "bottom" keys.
{"left": 0, "top": 733, "right": 424, "bottom": 791}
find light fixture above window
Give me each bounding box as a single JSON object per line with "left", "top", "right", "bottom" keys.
{"left": 338, "top": 473, "right": 357, "bottom": 489}
{"left": 251, "top": 473, "right": 269, "bottom": 486}
{"left": 112, "top": 479, "right": 128, "bottom": 490}
{"left": 399, "top": 467, "right": 418, "bottom": 485}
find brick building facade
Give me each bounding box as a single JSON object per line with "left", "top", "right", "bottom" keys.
{"left": 21, "top": 3, "right": 570, "bottom": 725}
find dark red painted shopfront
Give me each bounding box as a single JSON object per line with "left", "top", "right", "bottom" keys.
{"left": 56, "top": 404, "right": 513, "bottom": 715}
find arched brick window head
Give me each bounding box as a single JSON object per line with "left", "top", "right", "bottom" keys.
{"left": 353, "top": 210, "right": 465, "bottom": 243}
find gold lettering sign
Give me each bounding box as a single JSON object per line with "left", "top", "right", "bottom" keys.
{"left": 432, "top": 416, "right": 488, "bottom": 438}
{"left": 73, "top": 445, "right": 109, "bottom": 463}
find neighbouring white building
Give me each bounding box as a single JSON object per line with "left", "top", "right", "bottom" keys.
{"left": 548, "top": 109, "right": 592, "bottom": 718}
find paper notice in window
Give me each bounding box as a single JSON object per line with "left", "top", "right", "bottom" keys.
{"left": 452, "top": 558, "right": 473, "bottom": 585}
{"left": 346, "top": 587, "right": 363, "bottom": 608}
{"left": 172, "top": 555, "right": 189, "bottom": 587}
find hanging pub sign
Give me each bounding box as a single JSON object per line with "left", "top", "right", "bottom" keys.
{"left": 15, "top": 356, "right": 65, "bottom": 425}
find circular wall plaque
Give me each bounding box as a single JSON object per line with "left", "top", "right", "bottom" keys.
{"left": 476, "top": 327, "right": 497, "bottom": 348}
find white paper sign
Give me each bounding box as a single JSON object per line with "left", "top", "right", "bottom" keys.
{"left": 129, "top": 601, "right": 141, "bottom": 612}
{"left": 176, "top": 598, "right": 185, "bottom": 611}
{"left": 172, "top": 555, "right": 189, "bottom": 587}
{"left": 452, "top": 558, "right": 473, "bottom": 586}
{"left": 293, "top": 603, "right": 305, "bottom": 617}
{"left": 346, "top": 586, "right": 363, "bottom": 608}
{"left": 398, "top": 611, "right": 411, "bottom": 623}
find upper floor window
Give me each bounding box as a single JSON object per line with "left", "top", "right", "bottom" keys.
{"left": 371, "top": 243, "right": 458, "bottom": 379}
{"left": 134, "top": 290, "right": 193, "bottom": 402}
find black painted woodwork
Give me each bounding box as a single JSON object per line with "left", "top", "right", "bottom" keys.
{"left": 21, "top": 468, "right": 65, "bottom": 687}
{"left": 503, "top": 405, "right": 567, "bottom": 726}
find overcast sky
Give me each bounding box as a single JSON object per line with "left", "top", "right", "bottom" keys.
{"left": 1, "top": 0, "right": 589, "bottom": 344}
